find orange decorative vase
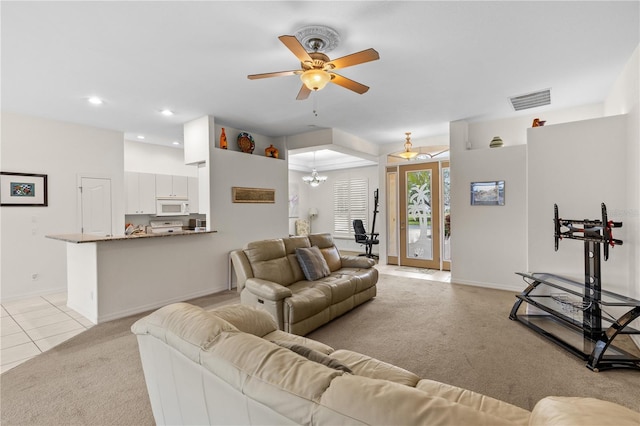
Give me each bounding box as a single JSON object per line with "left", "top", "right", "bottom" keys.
{"left": 220, "top": 127, "right": 228, "bottom": 149}
{"left": 265, "top": 144, "right": 279, "bottom": 158}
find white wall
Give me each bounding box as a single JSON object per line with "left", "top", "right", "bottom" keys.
{"left": 289, "top": 166, "right": 379, "bottom": 253}
{"left": 604, "top": 44, "right": 639, "bottom": 299}
{"left": 466, "top": 104, "right": 603, "bottom": 149}
{"left": 448, "top": 41, "right": 640, "bottom": 294}
{"left": 449, "top": 102, "right": 627, "bottom": 291}
{"left": 1, "top": 113, "right": 125, "bottom": 301}
{"left": 124, "top": 140, "right": 198, "bottom": 176}
{"left": 528, "top": 115, "right": 629, "bottom": 295}
{"left": 450, "top": 142, "right": 528, "bottom": 290}
{"left": 209, "top": 148, "right": 289, "bottom": 289}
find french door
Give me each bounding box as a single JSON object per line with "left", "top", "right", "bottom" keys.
{"left": 399, "top": 162, "right": 440, "bottom": 269}
{"left": 387, "top": 161, "right": 448, "bottom": 270}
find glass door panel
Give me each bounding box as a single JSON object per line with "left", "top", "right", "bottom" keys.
{"left": 399, "top": 162, "right": 440, "bottom": 269}
{"left": 386, "top": 169, "right": 398, "bottom": 264}
{"left": 442, "top": 161, "right": 451, "bottom": 270}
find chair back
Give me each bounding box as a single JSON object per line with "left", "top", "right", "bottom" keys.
{"left": 353, "top": 219, "right": 368, "bottom": 243}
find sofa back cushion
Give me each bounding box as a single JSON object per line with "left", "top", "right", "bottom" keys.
{"left": 283, "top": 236, "right": 311, "bottom": 282}
{"left": 201, "top": 331, "right": 344, "bottom": 425}
{"left": 244, "top": 239, "right": 297, "bottom": 286}
{"left": 318, "top": 375, "right": 523, "bottom": 426}
{"left": 307, "top": 234, "right": 343, "bottom": 272}
{"left": 320, "top": 246, "right": 342, "bottom": 272}
{"left": 308, "top": 233, "right": 334, "bottom": 249}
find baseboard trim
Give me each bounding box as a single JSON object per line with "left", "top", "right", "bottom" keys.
{"left": 96, "top": 285, "right": 229, "bottom": 323}
{"left": 452, "top": 278, "right": 522, "bottom": 293}
{"left": 1, "top": 287, "right": 68, "bottom": 304}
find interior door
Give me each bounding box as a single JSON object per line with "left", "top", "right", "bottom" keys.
{"left": 399, "top": 162, "right": 440, "bottom": 269}
{"left": 81, "top": 177, "right": 112, "bottom": 236}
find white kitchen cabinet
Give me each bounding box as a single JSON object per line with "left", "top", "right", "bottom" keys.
{"left": 156, "top": 174, "right": 188, "bottom": 199}
{"left": 188, "top": 177, "right": 199, "bottom": 214}
{"left": 125, "top": 172, "right": 156, "bottom": 214}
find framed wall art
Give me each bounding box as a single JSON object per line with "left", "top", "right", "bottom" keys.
{"left": 470, "top": 180, "right": 505, "bottom": 206}
{"left": 1, "top": 172, "right": 48, "bottom": 206}
{"left": 232, "top": 186, "right": 275, "bottom": 203}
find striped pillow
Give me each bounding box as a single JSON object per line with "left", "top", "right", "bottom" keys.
{"left": 296, "top": 246, "right": 331, "bottom": 281}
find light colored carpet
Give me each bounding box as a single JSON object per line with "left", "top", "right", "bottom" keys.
{"left": 308, "top": 275, "right": 640, "bottom": 412}
{"left": 1, "top": 275, "right": 639, "bottom": 425}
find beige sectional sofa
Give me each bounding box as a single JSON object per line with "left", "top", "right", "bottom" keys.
{"left": 132, "top": 303, "right": 640, "bottom": 426}
{"left": 230, "top": 233, "right": 377, "bottom": 335}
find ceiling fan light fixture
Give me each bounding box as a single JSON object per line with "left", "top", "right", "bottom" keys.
{"left": 300, "top": 69, "right": 331, "bottom": 91}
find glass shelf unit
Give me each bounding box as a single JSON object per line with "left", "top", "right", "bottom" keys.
{"left": 510, "top": 272, "right": 640, "bottom": 371}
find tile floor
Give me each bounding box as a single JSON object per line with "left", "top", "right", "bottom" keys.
{"left": 1, "top": 292, "right": 93, "bottom": 373}
{"left": 375, "top": 264, "right": 451, "bottom": 283}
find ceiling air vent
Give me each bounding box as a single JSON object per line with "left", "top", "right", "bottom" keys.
{"left": 509, "top": 89, "right": 551, "bottom": 111}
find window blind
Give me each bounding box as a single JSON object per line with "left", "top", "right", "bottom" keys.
{"left": 333, "top": 178, "right": 368, "bottom": 235}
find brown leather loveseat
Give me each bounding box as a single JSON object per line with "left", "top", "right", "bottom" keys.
{"left": 230, "top": 233, "right": 377, "bottom": 335}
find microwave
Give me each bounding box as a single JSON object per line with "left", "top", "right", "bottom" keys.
{"left": 155, "top": 199, "right": 189, "bottom": 216}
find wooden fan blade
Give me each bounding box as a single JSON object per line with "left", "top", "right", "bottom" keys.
{"left": 330, "top": 73, "right": 370, "bottom": 94}
{"left": 296, "top": 84, "right": 311, "bottom": 100}
{"left": 247, "top": 70, "right": 299, "bottom": 80}
{"left": 278, "top": 35, "right": 313, "bottom": 63}
{"left": 327, "top": 48, "right": 379, "bottom": 70}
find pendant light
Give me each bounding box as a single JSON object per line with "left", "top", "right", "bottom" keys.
{"left": 397, "top": 132, "right": 418, "bottom": 160}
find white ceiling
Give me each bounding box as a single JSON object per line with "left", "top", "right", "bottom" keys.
{"left": 2, "top": 1, "right": 638, "bottom": 170}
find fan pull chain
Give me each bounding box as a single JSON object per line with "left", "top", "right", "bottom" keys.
{"left": 312, "top": 92, "right": 319, "bottom": 117}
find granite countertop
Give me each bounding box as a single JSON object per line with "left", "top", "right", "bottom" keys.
{"left": 46, "top": 230, "right": 216, "bottom": 244}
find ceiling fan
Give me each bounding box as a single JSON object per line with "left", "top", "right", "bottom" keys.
{"left": 247, "top": 34, "right": 379, "bottom": 100}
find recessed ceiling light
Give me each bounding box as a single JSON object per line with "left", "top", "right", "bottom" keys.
{"left": 137, "top": 135, "right": 145, "bottom": 140}
{"left": 161, "top": 109, "right": 174, "bottom": 116}
{"left": 88, "top": 96, "right": 103, "bottom": 105}
{"left": 172, "top": 141, "right": 181, "bottom": 145}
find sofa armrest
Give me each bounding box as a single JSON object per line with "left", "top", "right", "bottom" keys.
{"left": 340, "top": 255, "right": 375, "bottom": 269}
{"left": 530, "top": 396, "right": 639, "bottom": 426}
{"left": 245, "top": 278, "right": 292, "bottom": 301}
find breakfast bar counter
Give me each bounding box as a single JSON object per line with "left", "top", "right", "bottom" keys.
{"left": 47, "top": 229, "right": 216, "bottom": 243}
{"left": 47, "top": 230, "right": 220, "bottom": 324}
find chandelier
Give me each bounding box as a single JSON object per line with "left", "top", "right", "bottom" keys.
{"left": 302, "top": 152, "right": 327, "bottom": 187}
{"left": 302, "top": 168, "right": 327, "bottom": 187}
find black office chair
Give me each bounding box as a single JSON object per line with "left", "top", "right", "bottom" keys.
{"left": 353, "top": 219, "right": 379, "bottom": 259}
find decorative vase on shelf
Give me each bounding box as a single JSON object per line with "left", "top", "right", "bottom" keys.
{"left": 489, "top": 136, "right": 504, "bottom": 148}
{"left": 265, "top": 144, "right": 279, "bottom": 158}
{"left": 532, "top": 118, "right": 546, "bottom": 127}
{"left": 219, "top": 128, "right": 228, "bottom": 149}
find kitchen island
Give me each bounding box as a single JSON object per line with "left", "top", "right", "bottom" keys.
{"left": 47, "top": 230, "right": 218, "bottom": 324}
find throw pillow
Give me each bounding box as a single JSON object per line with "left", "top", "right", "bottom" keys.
{"left": 272, "top": 340, "right": 352, "bottom": 373}
{"left": 296, "top": 246, "right": 331, "bottom": 281}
